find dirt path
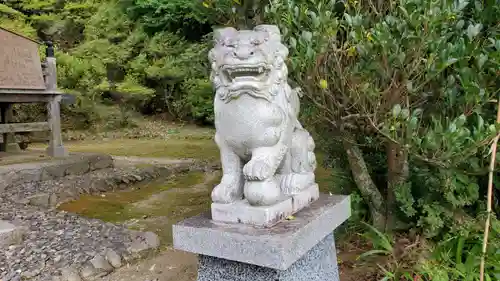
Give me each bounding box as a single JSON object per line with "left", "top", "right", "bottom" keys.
{"left": 100, "top": 247, "right": 197, "bottom": 281}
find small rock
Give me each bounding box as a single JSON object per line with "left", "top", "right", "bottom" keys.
{"left": 90, "top": 254, "right": 113, "bottom": 272}
{"left": 28, "top": 193, "right": 50, "bottom": 207}
{"left": 49, "top": 193, "right": 59, "bottom": 207}
{"left": 22, "top": 269, "right": 40, "bottom": 278}
{"left": 79, "top": 263, "right": 97, "bottom": 280}
{"left": 127, "top": 239, "right": 149, "bottom": 254}
{"left": 105, "top": 249, "right": 122, "bottom": 268}
{"left": 61, "top": 267, "right": 82, "bottom": 281}
{"left": 0, "top": 221, "right": 26, "bottom": 247}
{"left": 143, "top": 232, "right": 160, "bottom": 249}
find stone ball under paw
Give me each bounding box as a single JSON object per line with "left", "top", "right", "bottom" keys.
{"left": 244, "top": 179, "right": 281, "bottom": 206}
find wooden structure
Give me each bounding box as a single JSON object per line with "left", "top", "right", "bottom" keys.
{"left": 0, "top": 27, "right": 67, "bottom": 157}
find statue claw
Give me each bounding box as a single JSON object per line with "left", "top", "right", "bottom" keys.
{"left": 243, "top": 158, "right": 274, "bottom": 181}
{"left": 243, "top": 145, "right": 287, "bottom": 181}
{"left": 211, "top": 175, "right": 243, "bottom": 203}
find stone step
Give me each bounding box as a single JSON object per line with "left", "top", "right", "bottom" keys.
{"left": 0, "top": 153, "right": 114, "bottom": 193}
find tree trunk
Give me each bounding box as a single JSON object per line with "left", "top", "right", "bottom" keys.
{"left": 386, "top": 141, "right": 409, "bottom": 231}
{"left": 236, "top": 0, "right": 252, "bottom": 29}
{"left": 342, "top": 137, "right": 386, "bottom": 230}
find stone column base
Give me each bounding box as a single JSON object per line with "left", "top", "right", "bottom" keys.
{"left": 46, "top": 145, "right": 68, "bottom": 157}
{"left": 174, "top": 194, "right": 351, "bottom": 281}
{"left": 197, "top": 233, "right": 339, "bottom": 281}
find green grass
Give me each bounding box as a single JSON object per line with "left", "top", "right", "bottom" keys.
{"left": 62, "top": 138, "right": 219, "bottom": 161}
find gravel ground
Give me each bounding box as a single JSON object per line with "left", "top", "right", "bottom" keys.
{"left": 0, "top": 158, "right": 200, "bottom": 281}
{"left": 0, "top": 198, "right": 139, "bottom": 281}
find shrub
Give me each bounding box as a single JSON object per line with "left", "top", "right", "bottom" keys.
{"left": 266, "top": 0, "right": 500, "bottom": 235}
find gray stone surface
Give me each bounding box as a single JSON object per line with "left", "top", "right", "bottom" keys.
{"left": 211, "top": 184, "right": 319, "bottom": 227}
{"left": 89, "top": 254, "right": 113, "bottom": 274}
{"left": 291, "top": 184, "right": 319, "bottom": 213}
{"left": 209, "top": 25, "right": 317, "bottom": 208}
{"left": 0, "top": 153, "right": 113, "bottom": 192}
{"left": 105, "top": 249, "right": 122, "bottom": 268}
{"left": 173, "top": 194, "right": 350, "bottom": 270}
{"left": 197, "top": 233, "right": 339, "bottom": 281}
{"left": 0, "top": 220, "right": 16, "bottom": 247}
{"left": 61, "top": 267, "right": 82, "bottom": 281}
{"left": 212, "top": 197, "right": 292, "bottom": 227}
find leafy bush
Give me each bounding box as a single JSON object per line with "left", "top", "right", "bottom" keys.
{"left": 266, "top": 0, "right": 500, "bottom": 236}
{"left": 181, "top": 78, "right": 215, "bottom": 124}
{"left": 361, "top": 218, "right": 500, "bottom": 281}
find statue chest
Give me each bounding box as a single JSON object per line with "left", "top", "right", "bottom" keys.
{"left": 215, "top": 95, "right": 285, "bottom": 150}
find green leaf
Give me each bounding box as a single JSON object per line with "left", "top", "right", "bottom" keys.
{"left": 362, "top": 222, "right": 393, "bottom": 252}
{"left": 0, "top": 3, "right": 23, "bottom": 16}
{"left": 392, "top": 104, "right": 402, "bottom": 118}
{"left": 457, "top": 114, "right": 467, "bottom": 127}
{"left": 301, "top": 31, "right": 313, "bottom": 42}
{"left": 358, "top": 249, "right": 390, "bottom": 260}
{"left": 466, "top": 23, "right": 482, "bottom": 40}
{"left": 289, "top": 37, "right": 297, "bottom": 49}
{"left": 456, "top": 20, "right": 465, "bottom": 29}
{"left": 446, "top": 58, "right": 459, "bottom": 66}
{"left": 449, "top": 123, "right": 457, "bottom": 133}
{"left": 344, "top": 13, "right": 353, "bottom": 26}
{"left": 477, "top": 115, "right": 484, "bottom": 130}
{"left": 477, "top": 54, "right": 488, "bottom": 69}
{"left": 456, "top": 236, "right": 466, "bottom": 264}
{"left": 409, "top": 116, "right": 418, "bottom": 130}
{"left": 401, "top": 108, "right": 410, "bottom": 119}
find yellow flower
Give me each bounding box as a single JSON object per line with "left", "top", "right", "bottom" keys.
{"left": 319, "top": 79, "right": 328, "bottom": 89}
{"left": 347, "top": 46, "right": 356, "bottom": 57}
{"left": 366, "top": 32, "right": 373, "bottom": 42}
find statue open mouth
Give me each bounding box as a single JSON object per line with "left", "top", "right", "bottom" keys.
{"left": 222, "top": 64, "right": 270, "bottom": 84}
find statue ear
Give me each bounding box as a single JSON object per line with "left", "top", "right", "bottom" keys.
{"left": 253, "top": 25, "right": 281, "bottom": 41}
{"left": 213, "top": 27, "right": 238, "bottom": 44}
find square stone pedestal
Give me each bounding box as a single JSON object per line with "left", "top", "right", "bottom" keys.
{"left": 211, "top": 184, "right": 320, "bottom": 227}
{"left": 173, "top": 194, "right": 351, "bottom": 281}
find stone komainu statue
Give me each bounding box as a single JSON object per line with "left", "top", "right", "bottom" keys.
{"left": 209, "top": 25, "right": 317, "bottom": 207}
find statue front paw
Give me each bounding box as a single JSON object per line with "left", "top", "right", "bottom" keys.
{"left": 243, "top": 145, "right": 287, "bottom": 181}
{"left": 243, "top": 158, "right": 274, "bottom": 181}
{"left": 212, "top": 174, "right": 243, "bottom": 203}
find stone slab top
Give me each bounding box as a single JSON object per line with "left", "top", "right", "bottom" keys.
{"left": 173, "top": 194, "right": 351, "bottom": 270}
